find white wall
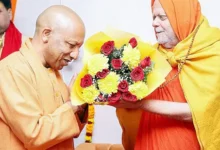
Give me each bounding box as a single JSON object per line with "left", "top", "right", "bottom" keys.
{"left": 14, "top": 0, "right": 220, "bottom": 147}
{"left": 14, "top": 0, "right": 60, "bottom": 37}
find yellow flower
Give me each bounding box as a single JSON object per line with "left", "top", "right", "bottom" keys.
{"left": 129, "top": 81, "right": 148, "bottom": 100}
{"left": 98, "top": 72, "right": 119, "bottom": 94}
{"left": 82, "top": 85, "right": 99, "bottom": 104}
{"left": 88, "top": 54, "right": 109, "bottom": 76}
{"left": 85, "top": 136, "right": 92, "bottom": 142}
{"left": 122, "top": 44, "right": 141, "bottom": 69}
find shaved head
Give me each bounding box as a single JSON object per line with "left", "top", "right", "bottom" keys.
{"left": 35, "top": 5, "right": 84, "bottom": 35}
{"left": 32, "top": 5, "right": 85, "bottom": 70}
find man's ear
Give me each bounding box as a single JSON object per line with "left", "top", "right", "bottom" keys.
{"left": 42, "top": 28, "right": 51, "bottom": 43}
{"left": 8, "top": 8, "right": 12, "bottom": 20}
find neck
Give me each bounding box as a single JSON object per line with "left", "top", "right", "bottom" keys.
{"left": 162, "top": 40, "right": 179, "bottom": 49}
{"left": 162, "top": 44, "right": 174, "bottom": 49}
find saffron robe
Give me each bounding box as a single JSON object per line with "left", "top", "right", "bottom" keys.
{"left": 0, "top": 39, "right": 85, "bottom": 150}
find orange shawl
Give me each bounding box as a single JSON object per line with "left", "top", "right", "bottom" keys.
{"left": 141, "top": 0, "right": 220, "bottom": 149}
{"left": 151, "top": 0, "right": 201, "bottom": 41}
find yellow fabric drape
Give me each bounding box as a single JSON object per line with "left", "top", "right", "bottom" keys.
{"left": 158, "top": 16, "right": 220, "bottom": 150}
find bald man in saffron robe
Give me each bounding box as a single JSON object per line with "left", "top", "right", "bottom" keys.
{"left": 0, "top": 5, "right": 87, "bottom": 150}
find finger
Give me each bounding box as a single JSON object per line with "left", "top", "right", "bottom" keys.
{"left": 69, "top": 73, "right": 77, "bottom": 90}
{"left": 81, "top": 103, "right": 88, "bottom": 109}
{"left": 77, "top": 106, "right": 84, "bottom": 112}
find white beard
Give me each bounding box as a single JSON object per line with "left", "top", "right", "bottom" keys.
{"left": 156, "top": 32, "right": 178, "bottom": 49}
{"left": 157, "top": 33, "right": 169, "bottom": 44}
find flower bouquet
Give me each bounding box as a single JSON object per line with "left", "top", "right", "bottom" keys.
{"left": 70, "top": 28, "right": 171, "bottom": 143}
{"left": 71, "top": 28, "right": 171, "bottom": 105}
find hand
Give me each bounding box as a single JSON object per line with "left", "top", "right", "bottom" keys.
{"left": 68, "top": 73, "right": 77, "bottom": 92}
{"left": 77, "top": 103, "right": 88, "bottom": 113}
{"left": 66, "top": 101, "right": 88, "bottom": 112}
{"left": 76, "top": 103, "right": 88, "bottom": 123}
{"left": 109, "top": 99, "right": 142, "bottom": 109}
{"left": 66, "top": 101, "right": 78, "bottom": 113}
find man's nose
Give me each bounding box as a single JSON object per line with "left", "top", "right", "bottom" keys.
{"left": 70, "top": 49, "right": 79, "bottom": 60}
{"left": 152, "top": 17, "right": 160, "bottom": 28}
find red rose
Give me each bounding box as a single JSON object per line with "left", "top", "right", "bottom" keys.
{"left": 101, "top": 41, "right": 115, "bottom": 56}
{"left": 96, "top": 69, "right": 109, "bottom": 79}
{"left": 108, "top": 91, "right": 121, "bottom": 104}
{"left": 80, "top": 74, "right": 93, "bottom": 88}
{"left": 118, "top": 80, "right": 129, "bottom": 92}
{"left": 98, "top": 94, "right": 107, "bottom": 102}
{"left": 122, "top": 92, "right": 137, "bottom": 102}
{"left": 140, "top": 57, "right": 151, "bottom": 68}
{"left": 129, "top": 37, "right": 137, "bottom": 48}
{"left": 130, "top": 66, "right": 144, "bottom": 81}
{"left": 111, "top": 59, "right": 123, "bottom": 70}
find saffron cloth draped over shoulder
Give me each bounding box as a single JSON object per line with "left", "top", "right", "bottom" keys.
{"left": 151, "top": 0, "right": 220, "bottom": 149}
{"left": 175, "top": 18, "right": 220, "bottom": 150}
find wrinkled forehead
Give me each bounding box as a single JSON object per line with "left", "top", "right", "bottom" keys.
{"left": 152, "top": 0, "right": 166, "bottom": 15}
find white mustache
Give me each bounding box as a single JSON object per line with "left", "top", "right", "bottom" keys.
{"left": 64, "top": 58, "right": 74, "bottom": 63}
{"left": 155, "top": 28, "right": 164, "bottom": 33}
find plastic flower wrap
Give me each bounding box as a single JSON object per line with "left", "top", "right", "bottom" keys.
{"left": 71, "top": 28, "right": 171, "bottom": 105}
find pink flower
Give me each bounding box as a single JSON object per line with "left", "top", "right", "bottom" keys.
{"left": 129, "top": 37, "right": 137, "bottom": 48}
{"left": 140, "top": 57, "right": 151, "bottom": 68}
{"left": 80, "top": 74, "right": 93, "bottom": 88}
{"left": 108, "top": 91, "right": 121, "bottom": 104}
{"left": 96, "top": 69, "right": 110, "bottom": 79}
{"left": 122, "top": 92, "right": 137, "bottom": 102}
{"left": 111, "top": 59, "right": 123, "bottom": 70}
{"left": 130, "top": 66, "right": 144, "bottom": 81}
{"left": 98, "top": 94, "right": 107, "bottom": 102}
{"left": 118, "top": 80, "right": 129, "bottom": 92}
{"left": 101, "top": 41, "right": 114, "bottom": 56}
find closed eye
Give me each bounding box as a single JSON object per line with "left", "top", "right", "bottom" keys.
{"left": 67, "top": 42, "right": 76, "bottom": 49}
{"left": 153, "top": 15, "right": 167, "bottom": 21}
{"left": 159, "top": 15, "right": 167, "bottom": 21}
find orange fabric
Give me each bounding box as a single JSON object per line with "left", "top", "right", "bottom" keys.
{"left": 133, "top": 1, "right": 202, "bottom": 149}
{"left": 135, "top": 68, "right": 200, "bottom": 150}
{"left": 151, "top": 0, "right": 201, "bottom": 41}
{"left": 116, "top": 109, "right": 142, "bottom": 150}
{"left": 117, "top": 1, "right": 202, "bottom": 149}
{"left": 0, "top": 39, "right": 85, "bottom": 149}
{"left": 11, "top": 0, "right": 17, "bottom": 21}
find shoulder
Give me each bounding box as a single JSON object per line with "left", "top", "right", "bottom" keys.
{"left": 0, "top": 51, "right": 34, "bottom": 80}
{"left": 208, "top": 40, "right": 220, "bottom": 56}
